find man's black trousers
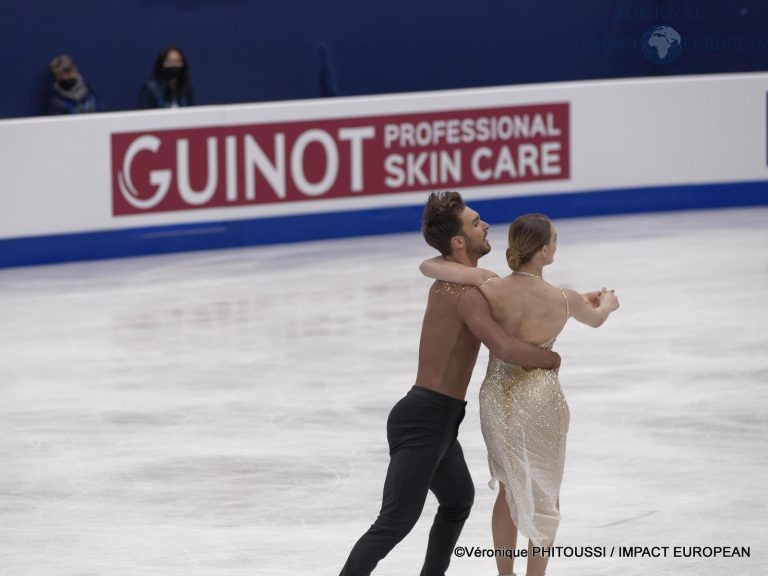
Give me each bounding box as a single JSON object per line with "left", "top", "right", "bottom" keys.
{"left": 339, "top": 385, "right": 475, "bottom": 576}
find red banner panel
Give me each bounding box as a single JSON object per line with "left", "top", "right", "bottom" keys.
{"left": 111, "top": 103, "right": 570, "bottom": 215}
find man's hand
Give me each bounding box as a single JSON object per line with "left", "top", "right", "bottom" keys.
{"left": 523, "top": 350, "right": 560, "bottom": 373}
{"left": 549, "top": 351, "right": 561, "bottom": 372}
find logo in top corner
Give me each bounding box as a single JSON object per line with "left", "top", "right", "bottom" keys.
{"left": 641, "top": 25, "right": 682, "bottom": 65}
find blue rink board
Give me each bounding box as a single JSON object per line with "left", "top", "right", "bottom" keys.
{"left": 1, "top": 180, "right": 766, "bottom": 268}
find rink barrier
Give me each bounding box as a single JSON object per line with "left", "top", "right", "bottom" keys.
{"left": 3, "top": 73, "right": 768, "bottom": 268}
{"left": 1, "top": 179, "right": 765, "bottom": 268}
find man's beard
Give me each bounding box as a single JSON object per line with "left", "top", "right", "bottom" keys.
{"left": 461, "top": 233, "right": 491, "bottom": 258}
{"left": 476, "top": 244, "right": 491, "bottom": 257}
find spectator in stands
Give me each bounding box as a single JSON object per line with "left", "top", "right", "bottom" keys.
{"left": 45, "top": 54, "right": 101, "bottom": 115}
{"left": 139, "top": 47, "right": 194, "bottom": 109}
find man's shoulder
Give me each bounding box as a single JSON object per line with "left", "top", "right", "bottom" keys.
{"left": 427, "top": 281, "right": 485, "bottom": 321}
{"left": 428, "top": 280, "right": 475, "bottom": 297}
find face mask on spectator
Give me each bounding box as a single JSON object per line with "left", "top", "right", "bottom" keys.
{"left": 59, "top": 78, "right": 78, "bottom": 91}
{"left": 162, "top": 66, "right": 183, "bottom": 80}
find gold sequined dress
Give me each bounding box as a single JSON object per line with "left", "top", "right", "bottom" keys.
{"left": 479, "top": 289, "right": 570, "bottom": 547}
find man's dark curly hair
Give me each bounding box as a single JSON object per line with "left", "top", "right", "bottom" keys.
{"left": 421, "top": 191, "right": 466, "bottom": 256}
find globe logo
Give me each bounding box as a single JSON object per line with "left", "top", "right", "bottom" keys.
{"left": 641, "top": 25, "right": 682, "bottom": 65}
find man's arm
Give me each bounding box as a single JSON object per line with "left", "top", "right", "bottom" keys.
{"left": 457, "top": 288, "right": 560, "bottom": 370}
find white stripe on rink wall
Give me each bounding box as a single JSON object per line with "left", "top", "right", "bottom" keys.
{"left": 0, "top": 73, "right": 766, "bottom": 240}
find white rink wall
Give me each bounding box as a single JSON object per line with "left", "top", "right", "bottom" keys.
{"left": 0, "top": 73, "right": 767, "bottom": 266}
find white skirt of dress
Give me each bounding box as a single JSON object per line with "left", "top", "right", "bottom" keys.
{"left": 479, "top": 355, "right": 570, "bottom": 547}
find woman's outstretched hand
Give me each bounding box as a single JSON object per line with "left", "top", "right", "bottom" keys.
{"left": 601, "top": 287, "right": 620, "bottom": 311}
{"left": 582, "top": 291, "right": 602, "bottom": 308}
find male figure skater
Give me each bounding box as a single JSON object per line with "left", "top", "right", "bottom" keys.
{"left": 339, "top": 192, "right": 561, "bottom": 576}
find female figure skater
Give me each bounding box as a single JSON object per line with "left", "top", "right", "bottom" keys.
{"left": 420, "top": 214, "right": 619, "bottom": 576}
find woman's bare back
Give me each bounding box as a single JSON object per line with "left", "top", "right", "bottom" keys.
{"left": 482, "top": 275, "right": 569, "bottom": 346}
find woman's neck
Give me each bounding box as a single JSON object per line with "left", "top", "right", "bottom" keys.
{"left": 515, "top": 264, "right": 544, "bottom": 278}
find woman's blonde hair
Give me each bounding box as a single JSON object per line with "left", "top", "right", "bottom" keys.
{"left": 506, "top": 214, "right": 552, "bottom": 270}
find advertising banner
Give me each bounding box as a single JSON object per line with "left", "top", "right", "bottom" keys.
{"left": 111, "top": 103, "right": 570, "bottom": 216}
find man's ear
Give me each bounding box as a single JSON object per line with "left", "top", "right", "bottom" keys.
{"left": 450, "top": 235, "right": 465, "bottom": 251}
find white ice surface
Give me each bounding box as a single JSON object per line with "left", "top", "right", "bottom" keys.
{"left": 1, "top": 207, "right": 766, "bottom": 575}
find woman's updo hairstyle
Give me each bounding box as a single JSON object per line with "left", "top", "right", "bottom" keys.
{"left": 506, "top": 214, "right": 552, "bottom": 270}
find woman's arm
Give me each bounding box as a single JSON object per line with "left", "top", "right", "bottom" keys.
{"left": 419, "top": 256, "right": 498, "bottom": 287}
{"left": 564, "top": 287, "right": 619, "bottom": 328}
{"left": 581, "top": 290, "right": 602, "bottom": 308}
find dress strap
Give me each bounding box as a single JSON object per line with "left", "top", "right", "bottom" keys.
{"left": 559, "top": 288, "right": 570, "bottom": 320}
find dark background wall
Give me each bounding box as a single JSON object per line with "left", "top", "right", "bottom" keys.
{"left": 1, "top": 0, "right": 766, "bottom": 119}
